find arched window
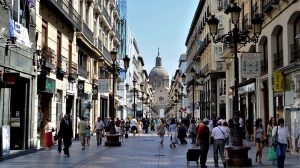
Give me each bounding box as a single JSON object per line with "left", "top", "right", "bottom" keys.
{"left": 261, "top": 38, "right": 268, "bottom": 75}
{"left": 292, "top": 15, "right": 300, "bottom": 62}
{"left": 274, "top": 27, "right": 283, "bottom": 69}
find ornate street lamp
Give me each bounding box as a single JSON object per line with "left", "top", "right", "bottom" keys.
{"left": 133, "top": 79, "right": 137, "bottom": 117}
{"left": 99, "top": 50, "right": 130, "bottom": 120}
{"left": 191, "top": 67, "right": 196, "bottom": 119}
{"left": 207, "top": 2, "right": 263, "bottom": 166}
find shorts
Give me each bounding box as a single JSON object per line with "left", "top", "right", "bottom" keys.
{"left": 255, "top": 138, "right": 262, "bottom": 143}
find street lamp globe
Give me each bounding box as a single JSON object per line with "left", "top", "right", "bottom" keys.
{"left": 133, "top": 79, "right": 137, "bottom": 87}
{"left": 207, "top": 15, "right": 219, "bottom": 37}
{"left": 110, "top": 50, "right": 118, "bottom": 62}
{"left": 123, "top": 55, "right": 130, "bottom": 70}
{"left": 228, "top": 3, "right": 241, "bottom": 24}
{"left": 251, "top": 14, "right": 263, "bottom": 36}
{"left": 99, "top": 57, "right": 105, "bottom": 68}
{"left": 125, "top": 83, "right": 129, "bottom": 91}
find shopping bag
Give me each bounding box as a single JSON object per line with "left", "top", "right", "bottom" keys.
{"left": 268, "top": 147, "right": 277, "bottom": 161}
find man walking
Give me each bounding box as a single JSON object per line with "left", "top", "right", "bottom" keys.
{"left": 78, "top": 117, "right": 87, "bottom": 150}
{"left": 196, "top": 118, "right": 210, "bottom": 168}
{"left": 95, "top": 117, "right": 105, "bottom": 146}
{"left": 58, "top": 114, "right": 73, "bottom": 157}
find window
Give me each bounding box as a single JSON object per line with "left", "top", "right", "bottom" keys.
{"left": 220, "top": 79, "right": 226, "bottom": 96}
{"left": 214, "top": 45, "right": 223, "bottom": 61}
{"left": 274, "top": 27, "right": 283, "bottom": 69}
{"left": 216, "top": 16, "right": 224, "bottom": 29}
{"left": 68, "top": 40, "right": 72, "bottom": 73}
{"left": 12, "top": 0, "right": 29, "bottom": 28}
{"left": 261, "top": 39, "right": 268, "bottom": 75}
{"left": 57, "top": 32, "right": 62, "bottom": 68}
{"left": 42, "top": 20, "right": 48, "bottom": 46}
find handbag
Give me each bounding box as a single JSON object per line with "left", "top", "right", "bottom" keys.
{"left": 268, "top": 147, "right": 277, "bottom": 161}
{"left": 272, "top": 126, "right": 279, "bottom": 147}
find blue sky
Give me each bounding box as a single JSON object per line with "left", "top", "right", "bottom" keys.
{"left": 127, "top": 0, "right": 198, "bottom": 78}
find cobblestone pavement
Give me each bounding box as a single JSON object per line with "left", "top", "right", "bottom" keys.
{"left": 0, "top": 133, "right": 299, "bottom": 168}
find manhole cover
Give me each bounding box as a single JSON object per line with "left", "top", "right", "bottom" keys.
{"left": 154, "top": 154, "right": 166, "bottom": 156}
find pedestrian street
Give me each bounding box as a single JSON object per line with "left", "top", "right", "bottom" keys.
{"left": 0, "top": 133, "right": 299, "bottom": 168}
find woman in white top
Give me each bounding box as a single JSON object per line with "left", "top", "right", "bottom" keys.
{"left": 44, "top": 118, "right": 54, "bottom": 150}
{"left": 272, "top": 118, "right": 290, "bottom": 168}
{"left": 168, "top": 119, "right": 177, "bottom": 148}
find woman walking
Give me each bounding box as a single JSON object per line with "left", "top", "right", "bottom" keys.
{"left": 267, "top": 117, "right": 276, "bottom": 146}
{"left": 158, "top": 119, "right": 166, "bottom": 145}
{"left": 44, "top": 118, "right": 54, "bottom": 150}
{"left": 168, "top": 119, "right": 177, "bottom": 148}
{"left": 272, "top": 118, "right": 289, "bottom": 168}
{"left": 253, "top": 118, "right": 265, "bottom": 164}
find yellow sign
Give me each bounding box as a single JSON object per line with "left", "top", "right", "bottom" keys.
{"left": 273, "top": 72, "right": 283, "bottom": 92}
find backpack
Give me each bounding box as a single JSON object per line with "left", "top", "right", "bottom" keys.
{"left": 159, "top": 125, "right": 166, "bottom": 135}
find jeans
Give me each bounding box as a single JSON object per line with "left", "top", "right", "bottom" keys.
{"left": 276, "top": 143, "right": 287, "bottom": 168}
{"left": 213, "top": 139, "right": 225, "bottom": 167}
{"left": 96, "top": 129, "right": 103, "bottom": 145}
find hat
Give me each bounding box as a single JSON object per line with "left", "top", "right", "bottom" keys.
{"left": 202, "top": 118, "right": 209, "bottom": 123}
{"left": 217, "top": 119, "right": 225, "bottom": 125}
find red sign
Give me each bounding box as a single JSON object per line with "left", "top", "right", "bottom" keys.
{"left": 3, "top": 73, "right": 19, "bottom": 85}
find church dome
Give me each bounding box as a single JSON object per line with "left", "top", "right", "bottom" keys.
{"left": 149, "top": 66, "right": 169, "bottom": 79}
{"left": 149, "top": 56, "right": 169, "bottom": 79}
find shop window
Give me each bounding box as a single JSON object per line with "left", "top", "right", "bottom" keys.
{"left": 11, "top": 0, "right": 29, "bottom": 28}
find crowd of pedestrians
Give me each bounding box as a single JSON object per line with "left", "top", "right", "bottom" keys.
{"left": 41, "top": 114, "right": 297, "bottom": 168}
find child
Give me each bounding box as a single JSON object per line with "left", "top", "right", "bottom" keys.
{"left": 86, "top": 124, "right": 92, "bottom": 146}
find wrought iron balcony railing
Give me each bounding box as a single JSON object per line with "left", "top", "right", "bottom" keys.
{"left": 82, "top": 22, "right": 94, "bottom": 43}
{"left": 44, "top": 0, "right": 81, "bottom": 31}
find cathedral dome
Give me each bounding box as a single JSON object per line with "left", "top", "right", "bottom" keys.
{"left": 149, "top": 56, "right": 169, "bottom": 79}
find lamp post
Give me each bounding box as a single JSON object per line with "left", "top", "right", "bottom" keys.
{"left": 133, "top": 79, "right": 137, "bottom": 117}
{"left": 99, "top": 51, "right": 130, "bottom": 120}
{"left": 140, "top": 82, "right": 144, "bottom": 118}
{"left": 180, "top": 85, "right": 184, "bottom": 119}
{"left": 191, "top": 67, "right": 196, "bottom": 120}
{"left": 207, "top": 2, "right": 263, "bottom": 166}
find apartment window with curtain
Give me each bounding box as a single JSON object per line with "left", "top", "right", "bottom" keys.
{"left": 57, "top": 32, "right": 62, "bottom": 68}
{"left": 274, "top": 28, "right": 283, "bottom": 69}
{"left": 11, "top": 0, "right": 29, "bottom": 28}
{"left": 42, "top": 20, "right": 48, "bottom": 46}
{"left": 291, "top": 16, "right": 300, "bottom": 62}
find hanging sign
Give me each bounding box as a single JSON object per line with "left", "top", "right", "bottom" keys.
{"left": 98, "top": 79, "right": 110, "bottom": 93}
{"left": 241, "top": 53, "right": 261, "bottom": 78}
{"left": 273, "top": 71, "right": 284, "bottom": 92}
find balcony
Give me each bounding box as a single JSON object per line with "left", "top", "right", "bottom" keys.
{"left": 216, "top": 61, "right": 225, "bottom": 71}
{"left": 273, "top": 50, "right": 283, "bottom": 70}
{"left": 103, "top": 7, "right": 111, "bottom": 26}
{"left": 290, "top": 43, "right": 300, "bottom": 63}
{"left": 78, "top": 66, "right": 88, "bottom": 78}
{"left": 56, "top": 56, "right": 68, "bottom": 77}
{"left": 201, "top": 64, "right": 211, "bottom": 74}
{"left": 68, "top": 62, "right": 78, "bottom": 81}
{"left": 40, "top": 46, "right": 56, "bottom": 71}
{"left": 94, "top": 0, "right": 102, "bottom": 14}
{"left": 42, "top": 0, "right": 81, "bottom": 31}
{"left": 82, "top": 22, "right": 94, "bottom": 43}
{"left": 103, "top": 46, "right": 112, "bottom": 62}
{"left": 262, "top": 0, "right": 279, "bottom": 13}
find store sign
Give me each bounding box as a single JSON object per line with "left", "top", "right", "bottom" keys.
{"left": 92, "top": 85, "right": 98, "bottom": 100}
{"left": 273, "top": 71, "right": 284, "bottom": 92}
{"left": 238, "top": 83, "right": 256, "bottom": 95}
{"left": 241, "top": 53, "right": 261, "bottom": 78}
{"left": 3, "top": 73, "right": 19, "bottom": 86}
{"left": 98, "top": 79, "right": 110, "bottom": 93}
{"left": 78, "top": 80, "right": 85, "bottom": 94}
{"left": 45, "top": 78, "right": 55, "bottom": 93}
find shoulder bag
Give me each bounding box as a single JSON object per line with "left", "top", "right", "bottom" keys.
{"left": 218, "top": 127, "right": 229, "bottom": 145}
{"left": 272, "top": 126, "right": 279, "bottom": 147}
